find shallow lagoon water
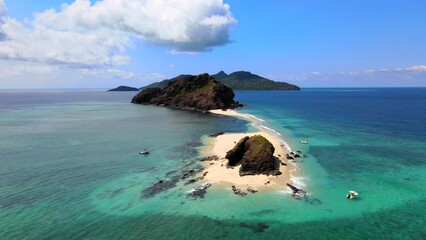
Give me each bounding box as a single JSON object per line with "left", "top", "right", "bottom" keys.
{"left": 0, "top": 89, "right": 425, "bottom": 239}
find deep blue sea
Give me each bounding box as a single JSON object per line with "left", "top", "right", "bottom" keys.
{"left": 0, "top": 88, "right": 425, "bottom": 239}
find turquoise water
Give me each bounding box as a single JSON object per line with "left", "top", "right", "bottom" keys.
{"left": 0, "top": 89, "right": 425, "bottom": 239}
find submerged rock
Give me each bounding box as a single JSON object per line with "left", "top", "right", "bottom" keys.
{"left": 209, "top": 132, "right": 225, "bottom": 137}
{"left": 199, "top": 155, "right": 219, "bottom": 162}
{"left": 187, "top": 183, "right": 212, "bottom": 199}
{"left": 239, "top": 222, "right": 269, "bottom": 233}
{"left": 142, "top": 179, "right": 179, "bottom": 198}
{"left": 226, "top": 135, "right": 279, "bottom": 176}
{"left": 142, "top": 167, "right": 204, "bottom": 198}
{"left": 231, "top": 185, "right": 247, "bottom": 196}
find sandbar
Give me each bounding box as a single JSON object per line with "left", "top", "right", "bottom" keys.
{"left": 199, "top": 109, "right": 299, "bottom": 191}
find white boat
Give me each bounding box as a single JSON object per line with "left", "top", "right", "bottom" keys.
{"left": 140, "top": 149, "right": 149, "bottom": 155}
{"left": 346, "top": 190, "right": 358, "bottom": 199}
{"left": 300, "top": 140, "right": 309, "bottom": 144}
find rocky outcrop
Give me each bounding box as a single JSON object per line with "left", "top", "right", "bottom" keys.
{"left": 132, "top": 87, "right": 162, "bottom": 103}
{"left": 132, "top": 73, "right": 242, "bottom": 111}
{"left": 108, "top": 85, "right": 139, "bottom": 91}
{"left": 226, "top": 137, "right": 249, "bottom": 166}
{"left": 225, "top": 135, "right": 280, "bottom": 176}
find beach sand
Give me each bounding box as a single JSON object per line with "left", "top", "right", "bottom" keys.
{"left": 199, "top": 109, "right": 299, "bottom": 191}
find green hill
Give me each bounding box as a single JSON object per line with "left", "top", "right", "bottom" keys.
{"left": 139, "top": 75, "right": 192, "bottom": 90}
{"left": 139, "top": 71, "right": 300, "bottom": 91}
{"left": 212, "top": 71, "right": 300, "bottom": 90}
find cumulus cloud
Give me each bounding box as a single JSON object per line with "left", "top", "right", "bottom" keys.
{"left": 0, "top": 0, "right": 235, "bottom": 68}
{"left": 0, "top": 0, "right": 6, "bottom": 40}
{"left": 283, "top": 65, "right": 426, "bottom": 87}
{"left": 0, "top": 20, "right": 130, "bottom": 67}
{"left": 0, "top": 62, "right": 56, "bottom": 81}
{"left": 403, "top": 65, "right": 426, "bottom": 71}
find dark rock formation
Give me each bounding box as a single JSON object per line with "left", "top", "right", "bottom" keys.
{"left": 141, "top": 166, "right": 204, "bottom": 198}
{"left": 108, "top": 85, "right": 139, "bottom": 91}
{"left": 247, "top": 187, "right": 258, "bottom": 193}
{"left": 199, "top": 156, "right": 219, "bottom": 162}
{"left": 287, "top": 183, "right": 307, "bottom": 199}
{"left": 132, "top": 73, "right": 242, "bottom": 111}
{"left": 225, "top": 135, "right": 280, "bottom": 176}
{"left": 209, "top": 132, "right": 225, "bottom": 137}
{"left": 142, "top": 179, "right": 178, "bottom": 198}
{"left": 231, "top": 185, "right": 247, "bottom": 196}
{"left": 131, "top": 87, "right": 162, "bottom": 103}
{"left": 226, "top": 136, "right": 249, "bottom": 166}
{"left": 187, "top": 183, "right": 212, "bottom": 199}
{"left": 239, "top": 222, "right": 269, "bottom": 233}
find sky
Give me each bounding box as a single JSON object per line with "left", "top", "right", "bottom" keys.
{"left": 0, "top": 0, "right": 425, "bottom": 89}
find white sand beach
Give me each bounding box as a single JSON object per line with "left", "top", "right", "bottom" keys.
{"left": 199, "top": 109, "right": 299, "bottom": 190}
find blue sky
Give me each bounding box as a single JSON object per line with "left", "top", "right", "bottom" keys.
{"left": 0, "top": 0, "right": 425, "bottom": 88}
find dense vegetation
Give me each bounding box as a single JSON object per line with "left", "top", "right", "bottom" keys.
{"left": 140, "top": 71, "right": 300, "bottom": 91}
{"left": 212, "top": 71, "right": 300, "bottom": 90}
{"left": 132, "top": 73, "right": 242, "bottom": 111}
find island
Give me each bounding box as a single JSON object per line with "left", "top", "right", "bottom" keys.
{"left": 132, "top": 73, "right": 300, "bottom": 195}
{"left": 212, "top": 71, "right": 300, "bottom": 90}
{"left": 139, "top": 71, "right": 300, "bottom": 91}
{"left": 131, "top": 73, "right": 242, "bottom": 111}
{"left": 108, "top": 86, "right": 139, "bottom": 91}
{"left": 200, "top": 110, "right": 298, "bottom": 192}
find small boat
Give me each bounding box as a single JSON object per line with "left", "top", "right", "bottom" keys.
{"left": 300, "top": 140, "right": 309, "bottom": 144}
{"left": 346, "top": 190, "right": 358, "bottom": 199}
{"left": 140, "top": 149, "right": 149, "bottom": 155}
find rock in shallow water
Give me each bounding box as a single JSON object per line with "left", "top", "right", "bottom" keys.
{"left": 226, "top": 135, "right": 280, "bottom": 176}
{"left": 187, "top": 183, "right": 212, "bottom": 199}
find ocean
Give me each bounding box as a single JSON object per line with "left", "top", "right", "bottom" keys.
{"left": 0, "top": 88, "right": 425, "bottom": 239}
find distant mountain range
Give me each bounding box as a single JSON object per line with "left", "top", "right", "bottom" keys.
{"left": 140, "top": 71, "right": 300, "bottom": 91}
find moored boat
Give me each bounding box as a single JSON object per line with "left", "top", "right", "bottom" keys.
{"left": 140, "top": 149, "right": 149, "bottom": 155}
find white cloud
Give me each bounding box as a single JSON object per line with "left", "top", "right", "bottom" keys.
{"left": 279, "top": 65, "right": 426, "bottom": 87}
{"left": 145, "top": 72, "right": 166, "bottom": 80}
{"left": 0, "top": 0, "right": 6, "bottom": 40}
{"left": 1, "top": 63, "right": 55, "bottom": 78}
{"left": 0, "top": 0, "right": 235, "bottom": 68}
{"left": 35, "top": 0, "right": 235, "bottom": 51}
{"left": 307, "top": 65, "right": 426, "bottom": 77}
{"left": 80, "top": 68, "right": 136, "bottom": 79}
{"left": 404, "top": 65, "right": 426, "bottom": 71}
{"left": 169, "top": 49, "right": 201, "bottom": 55}
{"left": 0, "top": 19, "right": 131, "bottom": 67}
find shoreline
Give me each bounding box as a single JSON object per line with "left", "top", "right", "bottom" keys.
{"left": 198, "top": 109, "right": 300, "bottom": 191}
